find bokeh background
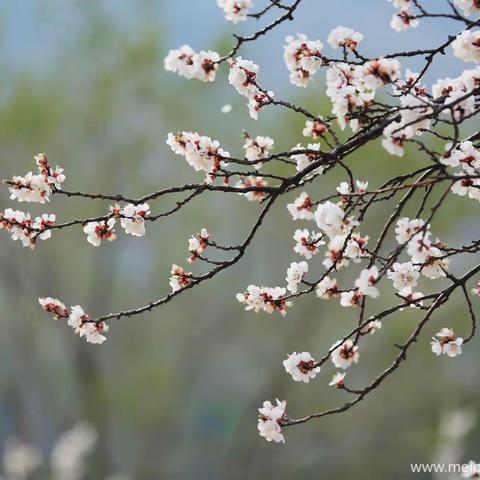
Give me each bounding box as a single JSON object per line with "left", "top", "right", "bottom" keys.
{"left": 1, "top": 1, "right": 479, "bottom": 478}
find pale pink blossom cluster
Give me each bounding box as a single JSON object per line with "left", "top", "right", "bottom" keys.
{"left": 283, "top": 33, "right": 323, "bottom": 87}
{"left": 453, "top": 0, "right": 480, "bottom": 16}
{"left": 388, "top": 0, "right": 419, "bottom": 32}
{"left": 39, "top": 299, "right": 109, "bottom": 344}
{"left": 167, "top": 131, "right": 230, "bottom": 182}
{"left": 327, "top": 26, "right": 363, "bottom": 51}
{"left": 431, "top": 328, "right": 463, "bottom": 357}
{"left": 217, "top": 0, "right": 253, "bottom": 23}
{"left": 227, "top": 57, "right": 274, "bottom": 119}
{"left": 442, "top": 141, "right": 480, "bottom": 201}
{"left": 164, "top": 45, "right": 220, "bottom": 81}
{"left": 8, "top": 153, "right": 65, "bottom": 203}
{"left": 452, "top": 30, "right": 480, "bottom": 63}
{"left": 395, "top": 217, "right": 449, "bottom": 280}
{"left": 243, "top": 135, "right": 274, "bottom": 168}
{"left": 236, "top": 285, "right": 292, "bottom": 316}
{"left": 326, "top": 58, "right": 399, "bottom": 131}
{"left": 257, "top": 399, "right": 286, "bottom": 443}
{"left": 235, "top": 175, "right": 268, "bottom": 201}
{"left": 0, "top": 209, "right": 55, "bottom": 249}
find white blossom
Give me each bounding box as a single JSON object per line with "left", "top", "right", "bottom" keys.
{"left": 327, "top": 26, "right": 363, "bottom": 50}
{"left": 217, "top": 0, "right": 253, "bottom": 23}
{"left": 257, "top": 399, "right": 286, "bottom": 443}
{"left": 452, "top": 30, "right": 480, "bottom": 63}
{"left": 387, "top": 262, "right": 420, "bottom": 291}
{"left": 431, "top": 328, "right": 463, "bottom": 357}
{"left": 284, "top": 33, "right": 323, "bottom": 87}
{"left": 287, "top": 192, "right": 314, "bottom": 220}
{"left": 83, "top": 218, "right": 116, "bottom": 247}
{"left": 286, "top": 261, "right": 308, "bottom": 293}
{"left": 355, "top": 266, "right": 379, "bottom": 298}
{"left": 283, "top": 351, "right": 320, "bottom": 383}
{"left": 331, "top": 339, "right": 359, "bottom": 369}
{"left": 119, "top": 203, "right": 150, "bottom": 237}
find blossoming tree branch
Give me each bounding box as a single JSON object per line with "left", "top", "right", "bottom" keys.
{"left": 2, "top": 0, "right": 480, "bottom": 444}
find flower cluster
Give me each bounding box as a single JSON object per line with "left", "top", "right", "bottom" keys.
{"left": 236, "top": 285, "right": 292, "bottom": 315}
{"left": 452, "top": 30, "right": 480, "bottom": 63}
{"left": 228, "top": 57, "right": 273, "bottom": 119}
{"left": 217, "top": 0, "right": 253, "bottom": 23}
{"left": 431, "top": 328, "right": 463, "bottom": 357}
{"left": 453, "top": 0, "right": 480, "bottom": 16}
{"left": 167, "top": 131, "right": 230, "bottom": 182}
{"left": 235, "top": 176, "right": 268, "bottom": 201}
{"left": 442, "top": 141, "right": 480, "bottom": 202}
{"left": 327, "top": 26, "right": 363, "bottom": 50}
{"left": 8, "top": 153, "right": 65, "bottom": 203}
{"left": 164, "top": 45, "right": 220, "bottom": 82}
{"left": 243, "top": 135, "right": 274, "bottom": 168}
{"left": 395, "top": 217, "right": 449, "bottom": 280}
{"left": 388, "top": 0, "right": 419, "bottom": 32}
{"left": 326, "top": 59, "right": 400, "bottom": 131}
{"left": 284, "top": 33, "right": 323, "bottom": 87}
{"left": 39, "top": 299, "right": 108, "bottom": 344}
{"left": 0, "top": 209, "right": 55, "bottom": 249}
{"left": 257, "top": 399, "right": 286, "bottom": 443}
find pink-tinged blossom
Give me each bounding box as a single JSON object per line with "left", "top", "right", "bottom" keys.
{"left": 258, "top": 399, "right": 286, "bottom": 443}
{"left": 327, "top": 26, "right": 363, "bottom": 50}
{"left": 293, "top": 229, "right": 323, "bottom": 259}
{"left": 83, "top": 219, "right": 116, "bottom": 247}
{"left": 283, "top": 351, "right": 320, "bottom": 383}
{"left": 287, "top": 192, "right": 315, "bottom": 221}
{"left": 431, "top": 328, "right": 463, "bottom": 357}
{"left": 329, "top": 371, "right": 346, "bottom": 388}
{"left": 169, "top": 264, "right": 192, "bottom": 292}
{"left": 286, "top": 261, "right": 308, "bottom": 294}
{"left": 452, "top": 30, "right": 480, "bottom": 63}
{"left": 217, "top": 0, "right": 253, "bottom": 23}
{"left": 331, "top": 340, "right": 359, "bottom": 369}
{"left": 284, "top": 33, "right": 323, "bottom": 87}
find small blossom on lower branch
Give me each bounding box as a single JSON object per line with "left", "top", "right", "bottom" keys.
{"left": 331, "top": 339, "right": 359, "bottom": 369}
{"left": 67, "top": 305, "right": 109, "bottom": 344}
{"left": 471, "top": 282, "right": 480, "bottom": 297}
{"left": 169, "top": 264, "right": 192, "bottom": 292}
{"left": 431, "top": 328, "right": 463, "bottom": 357}
{"left": 283, "top": 352, "right": 320, "bottom": 383}
{"left": 329, "top": 372, "right": 346, "bottom": 388}
{"left": 39, "top": 302, "right": 108, "bottom": 344}
{"left": 83, "top": 219, "right": 116, "bottom": 246}
{"left": 258, "top": 399, "right": 286, "bottom": 443}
